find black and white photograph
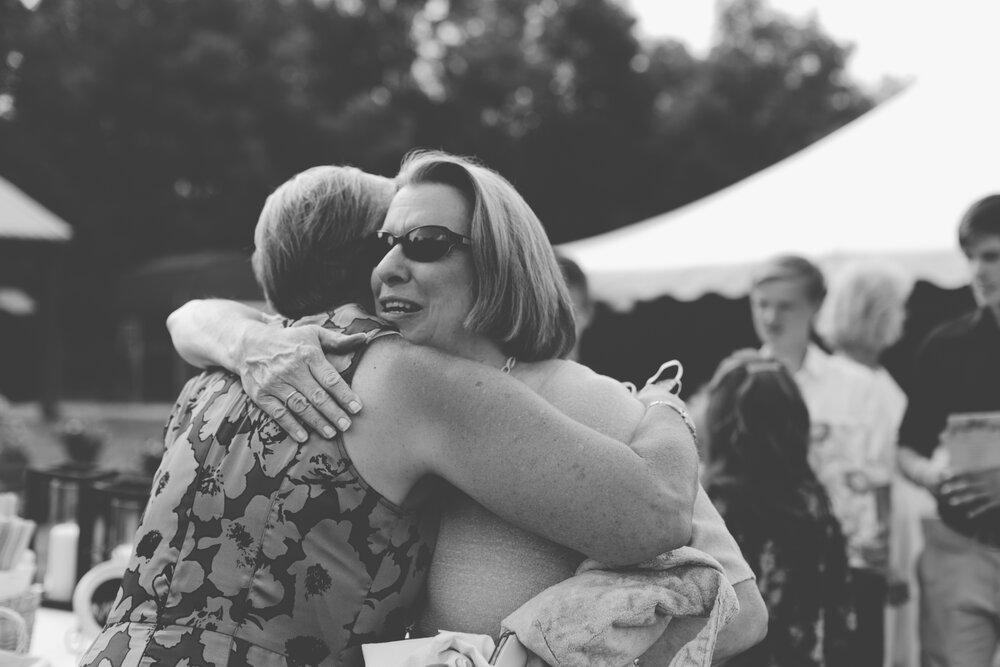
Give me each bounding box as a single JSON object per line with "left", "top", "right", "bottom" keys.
{"left": 0, "top": 0, "right": 998, "bottom": 664}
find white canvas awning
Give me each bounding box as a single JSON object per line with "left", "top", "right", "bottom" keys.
{"left": 559, "top": 65, "right": 998, "bottom": 309}
{"left": 0, "top": 175, "right": 73, "bottom": 243}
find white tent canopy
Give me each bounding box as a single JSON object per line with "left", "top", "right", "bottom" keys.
{"left": 559, "top": 67, "right": 998, "bottom": 310}
{"left": 0, "top": 175, "right": 73, "bottom": 243}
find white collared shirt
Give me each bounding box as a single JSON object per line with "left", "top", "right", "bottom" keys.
{"left": 786, "top": 345, "right": 901, "bottom": 570}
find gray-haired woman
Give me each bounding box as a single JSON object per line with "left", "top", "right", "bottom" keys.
{"left": 81, "top": 160, "right": 701, "bottom": 667}
{"left": 166, "top": 152, "right": 767, "bottom": 664}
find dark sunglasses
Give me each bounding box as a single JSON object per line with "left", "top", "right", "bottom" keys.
{"left": 363, "top": 225, "right": 472, "bottom": 263}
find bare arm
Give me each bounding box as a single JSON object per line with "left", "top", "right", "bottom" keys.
{"left": 688, "top": 486, "right": 767, "bottom": 661}
{"left": 167, "top": 299, "right": 366, "bottom": 441}
{"left": 355, "top": 339, "right": 697, "bottom": 565}
{"left": 609, "top": 484, "right": 768, "bottom": 663}
{"left": 713, "top": 581, "right": 768, "bottom": 662}
{"left": 529, "top": 361, "right": 698, "bottom": 553}
{"left": 898, "top": 445, "right": 949, "bottom": 490}
{"left": 170, "top": 300, "right": 698, "bottom": 562}
{"left": 167, "top": 299, "right": 274, "bottom": 370}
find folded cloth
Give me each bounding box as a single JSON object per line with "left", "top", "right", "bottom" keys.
{"left": 362, "top": 630, "right": 496, "bottom": 667}
{"left": 501, "top": 546, "right": 739, "bottom": 667}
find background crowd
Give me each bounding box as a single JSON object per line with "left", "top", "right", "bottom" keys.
{"left": 558, "top": 194, "right": 1000, "bottom": 666}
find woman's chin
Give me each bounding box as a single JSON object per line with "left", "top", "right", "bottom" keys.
{"left": 382, "top": 315, "right": 427, "bottom": 344}
{"left": 378, "top": 308, "right": 421, "bottom": 326}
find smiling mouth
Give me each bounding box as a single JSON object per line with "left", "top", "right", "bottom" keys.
{"left": 379, "top": 298, "right": 422, "bottom": 315}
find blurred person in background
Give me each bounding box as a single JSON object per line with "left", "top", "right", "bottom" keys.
{"left": 818, "top": 260, "right": 932, "bottom": 667}
{"left": 167, "top": 151, "right": 768, "bottom": 664}
{"left": 750, "top": 255, "right": 897, "bottom": 666}
{"left": 704, "top": 349, "right": 855, "bottom": 667}
{"left": 896, "top": 194, "right": 1000, "bottom": 667}
{"left": 554, "top": 253, "right": 594, "bottom": 362}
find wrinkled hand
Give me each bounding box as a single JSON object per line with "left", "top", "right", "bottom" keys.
{"left": 939, "top": 465, "right": 1000, "bottom": 519}
{"left": 238, "top": 323, "right": 368, "bottom": 442}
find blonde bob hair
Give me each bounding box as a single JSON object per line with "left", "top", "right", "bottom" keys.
{"left": 395, "top": 150, "right": 576, "bottom": 361}
{"left": 252, "top": 165, "right": 395, "bottom": 318}
{"left": 817, "top": 261, "right": 911, "bottom": 354}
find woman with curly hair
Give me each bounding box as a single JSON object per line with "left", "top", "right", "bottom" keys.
{"left": 704, "top": 350, "right": 856, "bottom": 667}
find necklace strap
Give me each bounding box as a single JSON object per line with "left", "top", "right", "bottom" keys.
{"left": 501, "top": 356, "right": 517, "bottom": 374}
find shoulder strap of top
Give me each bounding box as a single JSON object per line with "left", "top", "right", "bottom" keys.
{"left": 320, "top": 303, "right": 400, "bottom": 384}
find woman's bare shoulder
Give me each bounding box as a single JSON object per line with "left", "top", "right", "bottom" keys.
{"left": 527, "top": 360, "right": 643, "bottom": 440}
{"left": 350, "top": 337, "right": 501, "bottom": 412}
{"left": 533, "top": 359, "right": 636, "bottom": 401}
{"left": 347, "top": 336, "right": 435, "bottom": 402}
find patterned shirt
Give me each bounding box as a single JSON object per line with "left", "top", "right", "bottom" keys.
{"left": 709, "top": 484, "right": 856, "bottom": 667}
{"left": 80, "top": 305, "right": 437, "bottom": 667}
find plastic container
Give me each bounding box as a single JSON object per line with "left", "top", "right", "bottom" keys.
{"left": 0, "top": 551, "right": 35, "bottom": 602}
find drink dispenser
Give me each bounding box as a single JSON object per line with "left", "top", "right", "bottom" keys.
{"left": 81, "top": 474, "right": 153, "bottom": 567}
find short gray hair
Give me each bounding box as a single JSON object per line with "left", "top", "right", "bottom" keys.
{"left": 395, "top": 150, "right": 575, "bottom": 360}
{"left": 252, "top": 165, "right": 394, "bottom": 318}
{"left": 817, "top": 261, "right": 911, "bottom": 353}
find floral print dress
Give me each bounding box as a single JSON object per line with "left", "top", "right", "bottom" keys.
{"left": 708, "top": 485, "right": 857, "bottom": 667}
{"left": 80, "top": 305, "right": 437, "bottom": 667}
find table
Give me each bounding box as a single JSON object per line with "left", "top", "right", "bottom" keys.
{"left": 28, "top": 607, "right": 85, "bottom": 667}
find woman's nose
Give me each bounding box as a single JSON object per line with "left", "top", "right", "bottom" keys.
{"left": 372, "top": 244, "right": 410, "bottom": 287}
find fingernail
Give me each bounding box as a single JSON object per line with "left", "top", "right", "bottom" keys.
{"left": 337, "top": 417, "right": 351, "bottom": 431}
{"left": 295, "top": 430, "right": 307, "bottom": 442}
{"left": 348, "top": 401, "right": 362, "bottom": 414}
{"left": 322, "top": 426, "right": 336, "bottom": 438}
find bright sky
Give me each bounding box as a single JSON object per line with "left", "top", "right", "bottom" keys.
{"left": 624, "top": 0, "right": 997, "bottom": 87}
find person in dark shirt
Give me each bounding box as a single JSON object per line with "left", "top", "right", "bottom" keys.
{"left": 896, "top": 194, "right": 1000, "bottom": 667}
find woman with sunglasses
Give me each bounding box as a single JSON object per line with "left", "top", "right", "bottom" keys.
{"left": 81, "top": 161, "right": 699, "bottom": 667}
{"left": 165, "top": 152, "right": 767, "bottom": 663}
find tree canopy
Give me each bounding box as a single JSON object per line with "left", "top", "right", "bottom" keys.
{"left": 0, "top": 0, "right": 877, "bottom": 399}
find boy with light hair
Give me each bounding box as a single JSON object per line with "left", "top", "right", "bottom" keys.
{"left": 750, "top": 254, "right": 897, "bottom": 666}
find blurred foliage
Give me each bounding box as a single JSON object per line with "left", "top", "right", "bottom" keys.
{"left": 58, "top": 417, "right": 106, "bottom": 464}
{"left": 0, "top": 0, "right": 876, "bottom": 398}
